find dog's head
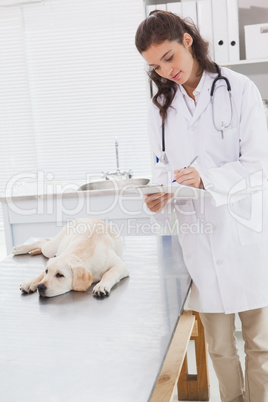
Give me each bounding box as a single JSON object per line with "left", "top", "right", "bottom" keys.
{"left": 37, "top": 256, "right": 94, "bottom": 297}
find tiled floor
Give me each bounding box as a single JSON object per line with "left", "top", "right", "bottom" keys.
{"left": 0, "top": 230, "right": 246, "bottom": 402}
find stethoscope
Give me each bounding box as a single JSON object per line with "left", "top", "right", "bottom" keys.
{"left": 159, "top": 63, "right": 233, "bottom": 165}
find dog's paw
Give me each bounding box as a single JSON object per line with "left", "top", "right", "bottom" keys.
{"left": 92, "top": 283, "right": 111, "bottom": 298}
{"left": 20, "top": 280, "right": 38, "bottom": 294}
{"left": 12, "top": 245, "right": 30, "bottom": 255}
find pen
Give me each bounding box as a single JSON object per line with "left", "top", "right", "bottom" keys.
{"left": 172, "top": 155, "right": 199, "bottom": 183}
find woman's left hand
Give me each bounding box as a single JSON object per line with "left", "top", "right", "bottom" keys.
{"left": 173, "top": 167, "right": 203, "bottom": 189}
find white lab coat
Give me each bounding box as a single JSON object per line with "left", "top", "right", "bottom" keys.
{"left": 148, "top": 68, "right": 268, "bottom": 313}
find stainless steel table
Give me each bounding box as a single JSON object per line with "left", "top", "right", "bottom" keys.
{"left": 0, "top": 235, "right": 191, "bottom": 402}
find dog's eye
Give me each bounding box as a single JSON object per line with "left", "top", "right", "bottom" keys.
{"left": 45, "top": 269, "right": 48, "bottom": 274}
{"left": 56, "top": 273, "right": 64, "bottom": 278}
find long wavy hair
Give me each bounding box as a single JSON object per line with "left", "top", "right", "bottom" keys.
{"left": 135, "top": 10, "right": 217, "bottom": 123}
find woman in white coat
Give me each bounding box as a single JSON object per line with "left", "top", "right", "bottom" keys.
{"left": 135, "top": 10, "right": 268, "bottom": 402}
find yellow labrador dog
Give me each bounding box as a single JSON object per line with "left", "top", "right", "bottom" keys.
{"left": 12, "top": 218, "right": 129, "bottom": 298}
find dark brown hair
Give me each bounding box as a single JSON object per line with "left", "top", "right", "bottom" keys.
{"left": 135, "top": 10, "right": 216, "bottom": 123}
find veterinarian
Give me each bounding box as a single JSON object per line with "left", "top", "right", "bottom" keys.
{"left": 135, "top": 10, "right": 268, "bottom": 402}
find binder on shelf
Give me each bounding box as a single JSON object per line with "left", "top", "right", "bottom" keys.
{"left": 211, "top": 0, "right": 228, "bottom": 64}
{"left": 166, "top": 2, "right": 182, "bottom": 16}
{"left": 245, "top": 23, "right": 268, "bottom": 60}
{"left": 226, "top": 0, "right": 240, "bottom": 62}
{"left": 146, "top": 4, "right": 167, "bottom": 17}
{"left": 181, "top": 1, "right": 197, "bottom": 26}
{"left": 196, "top": 0, "right": 214, "bottom": 59}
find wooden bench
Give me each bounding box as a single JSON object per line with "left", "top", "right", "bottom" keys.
{"left": 150, "top": 310, "right": 210, "bottom": 402}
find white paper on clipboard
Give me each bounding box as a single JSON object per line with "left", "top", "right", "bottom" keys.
{"left": 124, "top": 183, "right": 205, "bottom": 198}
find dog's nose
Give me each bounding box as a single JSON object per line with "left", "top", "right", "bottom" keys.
{"left": 37, "top": 283, "right": 47, "bottom": 294}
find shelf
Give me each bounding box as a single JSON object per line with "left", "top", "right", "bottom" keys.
{"left": 223, "top": 58, "right": 268, "bottom": 67}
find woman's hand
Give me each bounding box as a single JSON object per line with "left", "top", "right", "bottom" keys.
{"left": 144, "top": 192, "right": 173, "bottom": 213}
{"left": 173, "top": 167, "right": 203, "bottom": 189}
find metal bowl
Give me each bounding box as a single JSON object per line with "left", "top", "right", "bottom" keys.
{"left": 78, "top": 178, "right": 150, "bottom": 191}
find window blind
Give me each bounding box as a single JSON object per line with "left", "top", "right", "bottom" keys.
{"left": 0, "top": 0, "right": 151, "bottom": 228}
{"left": 0, "top": 7, "right": 38, "bottom": 228}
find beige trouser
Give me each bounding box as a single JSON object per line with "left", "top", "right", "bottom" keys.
{"left": 200, "top": 307, "right": 268, "bottom": 402}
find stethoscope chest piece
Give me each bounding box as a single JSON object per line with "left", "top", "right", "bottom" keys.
{"left": 159, "top": 150, "right": 168, "bottom": 165}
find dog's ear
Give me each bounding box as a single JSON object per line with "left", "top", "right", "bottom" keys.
{"left": 71, "top": 265, "right": 94, "bottom": 292}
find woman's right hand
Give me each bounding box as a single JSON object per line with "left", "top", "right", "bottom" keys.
{"left": 144, "top": 192, "right": 173, "bottom": 213}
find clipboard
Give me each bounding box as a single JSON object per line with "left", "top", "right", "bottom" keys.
{"left": 124, "top": 183, "right": 204, "bottom": 197}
